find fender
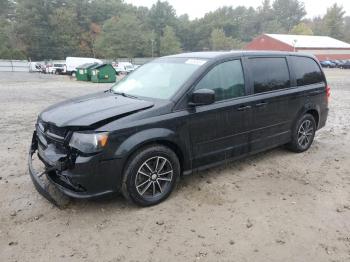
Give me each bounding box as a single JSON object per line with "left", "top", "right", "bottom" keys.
{"left": 293, "top": 102, "right": 321, "bottom": 128}
{"left": 113, "top": 128, "right": 190, "bottom": 168}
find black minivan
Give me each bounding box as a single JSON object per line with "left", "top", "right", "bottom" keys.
{"left": 29, "top": 51, "right": 330, "bottom": 206}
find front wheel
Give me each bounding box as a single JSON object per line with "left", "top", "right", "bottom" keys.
{"left": 287, "top": 114, "right": 316, "bottom": 153}
{"left": 122, "top": 145, "right": 180, "bottom": 206}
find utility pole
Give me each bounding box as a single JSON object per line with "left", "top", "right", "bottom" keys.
{"left": 151, "top": 39, "right": 155, "bottom": 58}
{"left": 151, "top": 30, "right": 155, "bottom": 58}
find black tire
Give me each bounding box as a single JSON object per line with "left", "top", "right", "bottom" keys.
{"left": 287, "top": 114, "right": 316, "bottom": 153}
{"left": 121, "top": 145, "right": 180, "bottom": 206}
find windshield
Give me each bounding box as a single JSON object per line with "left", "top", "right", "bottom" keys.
{"left": 112, "top": 58, "right": 206, "bottom": 99}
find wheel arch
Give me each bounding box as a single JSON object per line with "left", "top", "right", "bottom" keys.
{"left": 114, "top": 128, "right": 189, "bottom": 175}
{"left": 305, "top": 109, "right": 319, "bottom": 127}
{"left": 294, "top": 104, "right": 321, "bottom": 129}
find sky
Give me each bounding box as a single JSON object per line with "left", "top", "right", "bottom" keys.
{"left": 124, "top": 0, "right": 350, "bottom": 19}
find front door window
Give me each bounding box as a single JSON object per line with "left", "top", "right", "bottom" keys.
{"left": 195, "top": 60, "right": 245, "bottom": 101}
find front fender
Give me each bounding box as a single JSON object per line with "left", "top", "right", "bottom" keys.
{"left": 113, "top": 128, "right": 182, "bottom": 159}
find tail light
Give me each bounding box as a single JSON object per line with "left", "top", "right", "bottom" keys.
{"left": 326, "top": 85, "right": 331, "bottom": 102}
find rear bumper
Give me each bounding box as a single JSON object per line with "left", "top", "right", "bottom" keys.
{"left": 28, "top": 131, "right": 123, "bottom": 205}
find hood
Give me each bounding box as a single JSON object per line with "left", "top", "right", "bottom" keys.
{"left": 40, "top": 92, "right": 154, "bottom": 127}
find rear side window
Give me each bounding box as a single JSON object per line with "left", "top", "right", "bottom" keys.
{"left": 195, "top": 60, "right": 245, "bottom": 101}
{"left": 292, "top": 56, "right": 324, "bottom": 86}
{"left": 249, "top": 57, "right": 290, "bottom": 94}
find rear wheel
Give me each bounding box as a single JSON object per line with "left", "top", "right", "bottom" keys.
{"left": 122, "top": 145, "right": 180, "bottom": 206}
{"left": 287, "top": 114, "right": 316, "bottom": 153}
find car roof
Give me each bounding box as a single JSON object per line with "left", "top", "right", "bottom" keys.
{"left": 167, "top": 52, "right": 235, "bottom": 59}
{"left": 166, "top": 51, "right": 316, "bottom": 60}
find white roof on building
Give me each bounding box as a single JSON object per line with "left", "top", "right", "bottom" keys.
{"left": 266, "top": 34, "right": 350, "bottom": 49}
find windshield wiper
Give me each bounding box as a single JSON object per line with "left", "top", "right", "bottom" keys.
{"left": 113, "top": 91, "right": 138, "bottom": 99}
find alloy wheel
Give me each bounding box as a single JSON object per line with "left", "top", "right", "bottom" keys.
{"left": 297, "top": 119, "right": 314, "bottom": 148}
{"left": 135, "top": 156, "right": 173, "bottom": 198}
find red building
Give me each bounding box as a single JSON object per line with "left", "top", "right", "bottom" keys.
{"left": 245, "top": 34, "right": 350, "bottom": 61}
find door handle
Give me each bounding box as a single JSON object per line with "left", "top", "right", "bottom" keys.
{"left": 255, "top": 102, "right": 268, "bottom": 107}
{"left": 237, "top": 105, "right": 252, "bottom": 111}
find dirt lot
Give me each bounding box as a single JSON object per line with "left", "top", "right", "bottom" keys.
{"left": 0, "top": 70, "right": 349, "bottom": 262}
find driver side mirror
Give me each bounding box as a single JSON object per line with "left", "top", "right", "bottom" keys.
{"left": 189, "top": 89, "right": 215, "bottom": 106}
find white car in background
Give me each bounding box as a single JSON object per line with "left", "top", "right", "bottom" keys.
{"left": 113, "top": 62, "right": 135, "bottom": 74}
{"left": 47, "top": 63, "right": 67, "bottom": 74}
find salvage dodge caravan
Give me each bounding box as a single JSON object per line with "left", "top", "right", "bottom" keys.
{"left": 29, "top": 51, "right": 329, "bottom": 206}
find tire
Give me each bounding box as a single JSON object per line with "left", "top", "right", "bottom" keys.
{"left": 121, "top": 145, "right": 180, "bottom": 206}
{"left": 287, "top": 114, "right": 316, "bottom": 153}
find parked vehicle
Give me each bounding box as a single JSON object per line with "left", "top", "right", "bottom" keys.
{"left": 340, "top": 60, "right": 350, "bottom": 69}
{"left": 113, "top": 62, "right": 134, "bottom": 74}
{"left": 47, "top": 63, "right": 67, "bottom": 74}
{"left": 38, "top": 64, "right": 48, "bottom": 74}
{"left": 320, "top": 60, "right": 336, "bottom": 68}
{"left": 66, "top": 57, "right": 103, "bottom": 76}
{"left": 29, "top": 51, "right": 329, "bottom": 207}
{"left": 29, "top": 62, "right": 42, "bottom": 72}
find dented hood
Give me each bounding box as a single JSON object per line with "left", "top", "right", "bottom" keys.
{"left": 39, "top": 91, "right": 154, "bottom": 127}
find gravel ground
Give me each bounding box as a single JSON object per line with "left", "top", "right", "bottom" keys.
{"left": 0, "top": 70, "right": 349, "bottom": 262}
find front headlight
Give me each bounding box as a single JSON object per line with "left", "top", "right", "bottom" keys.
{"left": 69, "top": 132, "right": 109, "bottom": 154}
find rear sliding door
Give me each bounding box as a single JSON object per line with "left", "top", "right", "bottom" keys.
{"left": 246, "top": 56, "right": 299, "bottom": 153}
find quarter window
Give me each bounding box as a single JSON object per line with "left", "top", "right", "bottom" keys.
{"left": 249, "top": 57, "right": 290, "bottom": 94}
{"left": 292, "top": 56, "right": 324, "bottom": 86}
{"left": 195, "top": 60, "right": 245, "bottom": 101}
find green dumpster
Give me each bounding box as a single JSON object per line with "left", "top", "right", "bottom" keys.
{"left": 76, "top": 63, "right": 99, "bottom": 81}
{"left": 91, "top": 64, "right": 116, "bottom": 83}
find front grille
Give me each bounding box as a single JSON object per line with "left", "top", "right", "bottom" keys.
{"left": 36, "top": 120, "right": 68, "bottom": 152}
{"left": 47, "top": 124, "right": 67, "bottom": 139}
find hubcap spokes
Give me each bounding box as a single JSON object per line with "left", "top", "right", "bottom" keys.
{"left": 135, "top": 156, "right": 173, "bottom": 197}
{"left": 297, "top": 120, "right": 314, "bottom": 148}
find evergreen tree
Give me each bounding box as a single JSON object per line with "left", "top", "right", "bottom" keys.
{"left": 323, "top": 4, "right": 345, "bottom": 39}
{"left": 160, "top": 26, "right": 182, "bottom": 56}
{"left": 272, "top": 0, "right": 306, "bottom": 31}
{"left": 210, "top": 28, "right": 242, "bottom": 51}
{"left": 291, "top": 22, "right": 314, "bottom": 35}
{"left": 96, "top": 14, "right": 150, "bottom": 58}
{"left": 15, "top": 0, "right": 56, "bottom": 60}
{"left": 148, "top": 1, "right": 177, "bottom": 56}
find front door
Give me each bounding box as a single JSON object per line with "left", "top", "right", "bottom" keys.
{"left": 188, "top": 59, "right": 252, "bottom": 168}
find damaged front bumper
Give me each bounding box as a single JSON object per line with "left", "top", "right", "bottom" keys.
{"left": 28, "top": 131, "right": 70, "bottom": 207}
{"left": 28, "top": 130, "right": 121, "bottom": 206}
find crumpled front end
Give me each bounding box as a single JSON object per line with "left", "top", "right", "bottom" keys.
{"left": 28, "top": 130, "right": 71, "bottom": 207}
{"left": 28, "top": 120, "right": 121, "bottom": 206}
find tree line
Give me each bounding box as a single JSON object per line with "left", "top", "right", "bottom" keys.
{"left": 0, "top": 0, "right": 349, "bottom": 60}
